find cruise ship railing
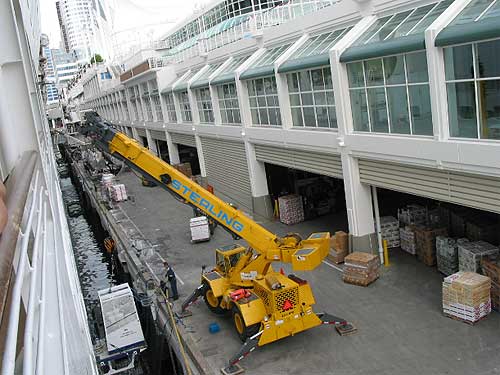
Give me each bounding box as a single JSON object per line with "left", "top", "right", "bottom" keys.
{"left": 0, "top": 143, "right": 98, "bottom": 374}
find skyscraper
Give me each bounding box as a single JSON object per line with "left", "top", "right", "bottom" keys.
{"left": 55, "top": 0, "right": 113, "bottom": 62}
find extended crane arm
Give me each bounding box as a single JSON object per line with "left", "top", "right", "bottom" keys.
{"left": 81, "top": 112, "right": 330, "bottom": 271}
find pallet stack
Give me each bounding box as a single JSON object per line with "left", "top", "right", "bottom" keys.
{"left": 278, "top": 194, "right": 304, "bottom": 225}
{"left": 458, "top": 241, "right": 499, "bottom": 273}
{"left": 343, "top": 252, "right": 380, "bottom": 286}
{"left": 108, "top": 184, "right": 127, "bottom": 202}
{"left": 400, "top": 226, "right": 417, "bottom": 255}
{"left": 173, "top": 162, "right": 193, "bottom": 177}
{"left": 380, "top": 216, "right": 400, "bottom": 248}
{"left": 442, "top": 271, "right": 491, "bottom": 324}
{"left": 327, "top": 231, "right": 349, "bottom": 264}
{"left": 436, "top": 237, "right": 471, "bottom": 276}
{"left": 481, "top": 255, "right": 500, "bottom": 311}
{"left": 415, "top": 226, "right": 448, "bottom": 266}
{"left": 398, "top": 205, "right": 427, "bottom": 226}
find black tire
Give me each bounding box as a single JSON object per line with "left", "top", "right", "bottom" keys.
{"left": 203, "top": 286, "right": 226, "bottom": 315}
{"left": 231, "top": 305, "right": 260, "bottom": 342}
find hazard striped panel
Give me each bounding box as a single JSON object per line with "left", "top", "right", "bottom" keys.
{"left": 170, "top": 132, "right": 196, "bottom": 147}
{"left": 254, "top": 144, "right": 342, "bottom": 178}
{"left": 358, "top": 159, "right": 500, "bottom": 214}
{"left": 200, "top": 137, "right": 252, "bottom": 211}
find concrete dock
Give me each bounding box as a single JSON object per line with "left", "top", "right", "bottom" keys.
{"left": 75, "top": 161, "right": 500, "bottom": 375}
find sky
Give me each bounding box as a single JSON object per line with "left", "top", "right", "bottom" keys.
{"left": 40, "top": 0, "right": 214, "bottom": 49}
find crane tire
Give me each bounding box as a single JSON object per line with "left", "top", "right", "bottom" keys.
{"left": 231, "top": 305, "right": 260, "bottom": 342}
{"left": 203, "top": 286, "right": 226, "bottom": 315}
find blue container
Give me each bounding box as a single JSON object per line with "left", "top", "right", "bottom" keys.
{"left": 209, "top": 322, "right": 220, "bottom": 334}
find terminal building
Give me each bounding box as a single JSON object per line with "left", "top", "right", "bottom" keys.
{"left": 79, "top": 0, "right": 500, "bottom": 251}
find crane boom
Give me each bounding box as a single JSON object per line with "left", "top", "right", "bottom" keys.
{"left": 82, "top": 113, "right": 329, "bottom": 271}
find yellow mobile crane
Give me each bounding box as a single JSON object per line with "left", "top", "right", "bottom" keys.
{"left": 82, "top": 112, "right": 353, "bottom": 373}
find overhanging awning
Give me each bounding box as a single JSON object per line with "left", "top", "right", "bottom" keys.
{"left": 239, "top": 44, "right": 292, "bottom": 80}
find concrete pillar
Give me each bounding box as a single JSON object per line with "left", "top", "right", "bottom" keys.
{"left": 194, "top": 135, "right": 207, "bottom": 178}
{"left": 244, "top": 141, "right": 274, "bottom": 220}
{"left": 145, "top": 129, "right": 158, "bottom": 155}
{"left": 165, "top": 131, "right": 180, "bottom": 164}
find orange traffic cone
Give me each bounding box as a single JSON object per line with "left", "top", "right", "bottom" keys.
{"left": 280, "top": 268, "right": 285, "bottom": 275}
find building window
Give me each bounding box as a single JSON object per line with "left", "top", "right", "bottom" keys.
{"left": 163, "top": 93, "right": 177, "bottom": 123}
{"left": 347, "top": 51, "right": 433, "bottom": 136}
{"left": 131, "top": 99, "right": 139, "bottom": 121}
{"left": 216, "top": 83, "right": 241, "bottom": 125}
{"left": 444, "top": 39, "right": 500, "bottom": 140}
{"left": 286, "top": 67, "right": 337, "bottom": 129}
{"left": 143, "top": 96, "right": 153, "bottom": 121}
{"left": 178, "top": 91, "right": 192, "bottom": 122}
{"left": 152, "top": 95, "right": 163, "bottom": 121}
{"left": 195, "top": 88, "right": 214, "bottom": 123}
{"left": 247, "top": 76, "right": 281, "bottom": 126}
{"left": 122, "top": 100, "right": 130, "bottom": 120}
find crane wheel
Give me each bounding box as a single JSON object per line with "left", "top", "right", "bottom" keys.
{"left": 231, "top": 305, "right": 260, "bottom": 342}
{"left": 203, "top": 287, "right": 226, "bottom": 315}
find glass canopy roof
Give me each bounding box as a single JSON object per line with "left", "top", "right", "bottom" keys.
{"left": 210, "top": 55, "right": 249, "bottom": 85}
{"left": 172, "top": 69, "right": 198, "bottom": 92}
{"left": 341, "top": 0, "right": 454, "bottom": 62}
{"left": 278, "top": 26, "right": 352, "bottom": 73}
{"left": 239, "top": 44, "right": 292, "bottom": 80}
{"left": 436, "top": 0, "right": 500, "bottom": 46}
{"left": 190, "top": 63, "right": 223, "bottom": 89}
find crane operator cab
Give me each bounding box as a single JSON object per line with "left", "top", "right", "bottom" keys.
{"left": 215, "top": 244, "right": 246, "bottom": 276}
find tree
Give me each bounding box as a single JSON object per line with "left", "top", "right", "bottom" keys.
{"left": 90, "top": 54, "right": 103, "bottom": 64}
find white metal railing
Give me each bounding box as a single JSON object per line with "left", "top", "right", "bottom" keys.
{"left": 161, "top": 0, "right": 340, "bottom": 64}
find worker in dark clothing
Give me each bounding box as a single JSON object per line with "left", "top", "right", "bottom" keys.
{"left": 164, "top": 261, "right": 179, "bottom": 300}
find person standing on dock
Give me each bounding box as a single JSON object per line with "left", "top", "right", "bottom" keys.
{"left": 164, "top": 261, "right": 179, "bottom": 300}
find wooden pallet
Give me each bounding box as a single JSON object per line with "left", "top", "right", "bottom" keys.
{"left": 443, "top": 312, "right": 489, "bottom": 326}
{"left": 343, "top": 275, "right": 379, "bottom": 287}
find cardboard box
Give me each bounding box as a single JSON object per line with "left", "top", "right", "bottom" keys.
{"left": 174, "top": 162, "right": 193, "bottom": 177}
{"left": 343, "top": 252, "right": 380, "bottom": 286}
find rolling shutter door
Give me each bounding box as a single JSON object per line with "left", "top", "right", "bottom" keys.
{"left": 136, "top": 128, "right": 146, "bottom": 137}
{"left": 149, "top": 130, "right": 166, "bottom": 141}
{"left": 358, "top": 159, "right": 500, "bottom": 214}
{"left": 200, "top": 137, "right": 252, "bottom": 211}
{"left": 254, "top": 144, "right": 343, "bottom": 178}
{"left": 170, "top": 132, "right": 196, "bottom": 147}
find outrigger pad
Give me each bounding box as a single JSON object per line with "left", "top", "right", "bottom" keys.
{"left": 220, "top": 363, "right": 244, "bottom": 375}
{"left": 336, "top": 322, "right": 357, "bottom": 336}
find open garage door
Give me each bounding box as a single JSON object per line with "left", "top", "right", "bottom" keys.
{"left": 170, "top": 132, "right": 196, "bottom": 147}
{"left": 359, "top": 159, "right": 500, "bottom": 214}
{"left": 200, "top": 137, "right": 252, "bottom": 212}
{"left": 254, "top": 144, "right": 343, "bottom": 178}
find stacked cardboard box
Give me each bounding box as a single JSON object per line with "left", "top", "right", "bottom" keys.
{"left": 436, "top": 237, "right": 467, "bottom": 276}
{"left": 415, "top": 226, "right": 448, "bottom": 266}
{"left": 327, "top": 231, "right": 349, "bottom": 264}
{"left": 466, "top": 216, "right": 498, "bottom": 245}
{"left": 400, "top": 226, "right": 417, "bottom": 255}
{"left": 108, "top": 184, "right": 127, "bottom": 202}
{"left": 343, "top": 252, "right": 380, "bottom": 286}
{"left": 442, "top": 271, "right": 491, "bottom": 324}
{"left": 380, "top": 216, "right": 400, "bottom": 248}
{"left": 458, "top": 241, "right": 499, "bottom": 273}
{"left": 481, "top": 255, "right": 500, "bottom": 311}
{"left": 174, "top": 162, "right": 193, "bottom": 177}
{"left": 278, "top": 194, "right": 304, "bottom": 225}
{"left": 398, "top": 205, "right": 427, "bottom": 226}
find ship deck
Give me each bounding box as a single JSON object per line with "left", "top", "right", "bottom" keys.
{"left": 100, "top": 169, "right": 500, "bottom": 375}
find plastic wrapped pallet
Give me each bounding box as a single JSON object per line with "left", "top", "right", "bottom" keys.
{"left": 108, "top": 184, "right": 127, "bottom": 202}
{"left": 415, "top": 226, "right": 448, "bottom": 266}
{"left": 442, "top": 271, "right": 491, "bottom": 324}
{"left": 174, "top": 162, "right": 193, "bottom": 177}
{"left": 398, "top": 205, "right": 427, "bottom": 226}
{"left": 278, "top": 194, "right": 304, "bottom": 225}
{"left": 458, "top": 241, "right": 499, "bottom": 273}
{"left": 400, "top": 226, "right": 417, "bottom": 255}
{"left": 380, "top": 216, "right": 400, "bottom": 248}
{"left": 343, "top": 252, "right": 380, "bottom": 286}
{"left": 436, "top": 237, "right": 469, "bottom": 276}
{"left": 481, "top": 255, "right": 500, "bottom": 311}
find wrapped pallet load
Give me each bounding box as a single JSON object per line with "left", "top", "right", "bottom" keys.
{"left": 278, "top": 194, "right": 304, "bottom": 225}
{"left": 481, "top": 255, "right": 500, "bottom": 311}
{"left": 414, "top": 226, "right": 448, "bottom": 266}
{"left": 343, "top": 252, "right": 380, "bottom": 286}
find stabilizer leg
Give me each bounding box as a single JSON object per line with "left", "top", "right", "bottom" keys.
{"left": 176, "top": 284, "right": 206, "bottom": 318}
{"left": 317, "top": 312, "right": 357, "bottom": 336}
{"left": 220, "top": 330, "right": 263, "bottom": 375}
